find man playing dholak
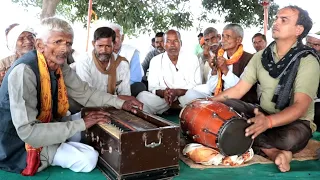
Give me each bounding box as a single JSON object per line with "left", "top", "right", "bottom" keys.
{"left": 181, "top": 24, "right": 257, "bottom": 107}
{"left": 76, "top": 27, "right": 130, "bottom": 96}
{"left": 211, "top": 6, "right": 320, "bottom": 172}
{"left": 0, "top": 17, "right": 142, "bottom": 176}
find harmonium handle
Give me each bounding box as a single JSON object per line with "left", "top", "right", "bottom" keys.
{"left": 142, "top": 131, "right": 163, "bottom": 148}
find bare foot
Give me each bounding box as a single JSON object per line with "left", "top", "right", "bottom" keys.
{"left": 274, "top": 150, "right": 292, "bottom": 172}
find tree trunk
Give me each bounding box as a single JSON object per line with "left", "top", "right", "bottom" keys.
{"left": 40, "top": 0, "right": 61, "bottom": 20}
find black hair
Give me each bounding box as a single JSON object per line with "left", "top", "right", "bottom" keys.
{"left": 197, "top": 33, "right": 203, "bottom": 38}
{"left": 93, "top": 27, "right": 116, "bottom": 43}
{"left": 155, "top": 32, "right": 164, "bottom": 38}
{"left": 252, "top": 33, "right": 267, "bottom": 42}
{"left": 286, "top": 5, "right": 313, "bottom": 41}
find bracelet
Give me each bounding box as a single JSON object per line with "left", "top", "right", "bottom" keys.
{"left": 266, "top": 116, "right": 273, "bottom": 129}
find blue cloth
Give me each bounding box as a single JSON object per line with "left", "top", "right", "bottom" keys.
{"left": 129, "top": 50, "right": 143, "bottom": 84}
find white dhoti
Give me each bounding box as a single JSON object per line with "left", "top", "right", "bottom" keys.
{"left": 179, "top": 84, "right": 213, "bottom": 107}
{"left": 137, "top": 91, "right": 194, "bottom": 114}
{"left": 51, "top": 111, "right": 98, "bottom": 172}
{"left": 137, "top": 91, "right": 170, "bottom": 114}
{"left": 52, "top": 141, "right": 99, "bottom": 172}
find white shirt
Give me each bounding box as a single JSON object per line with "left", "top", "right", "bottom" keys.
{"left": 148, "top": 51, "right": 202, "bottom": 94}
{"left": 192, "top": 51, "right": 240, "bottom": 95}
{"left": 76, "top": 53, "right": 131, "bottom": 95}
{"left": 221, "top": 51, "right": 240, "bottom": 89}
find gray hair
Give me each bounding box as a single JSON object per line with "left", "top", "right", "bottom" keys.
{"left": 106, "top": 22, "right": 123, "bottom": 36}
{"left": 223, "top": 23, "right": 244, "bottom": 38}
{"left": 203, "top": 27, "right": 218, "bottom": 36}
{"left": 36, "top": 17, "right": 74, "bottom": 42}
{"left": 164, "top": 29, "right": 181, "bottom": 43}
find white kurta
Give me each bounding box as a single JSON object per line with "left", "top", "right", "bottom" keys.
{"left": 76, "top": 53, "right": 131, "bottom": 95}
{"left": 181, "top": 52, "right": 241, "bottom": 107}
{"left": 137, "top": 51, "right": 202, "bottom": 114}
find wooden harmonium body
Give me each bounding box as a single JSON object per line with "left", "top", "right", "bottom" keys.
{"left": 82, "top": 107, "right": 180, "bottom": 180}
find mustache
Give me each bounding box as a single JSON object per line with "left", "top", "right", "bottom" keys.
{"left": 57, "top": 54, "right": 67, "bottom": 59}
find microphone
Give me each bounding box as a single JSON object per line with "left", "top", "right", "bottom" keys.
{"left": 176, "top": 67, "right": 179, "bottom": 72}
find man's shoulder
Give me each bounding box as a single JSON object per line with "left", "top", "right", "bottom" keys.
{"left": 117, "top": 55, "right": 130, "bottom": 64}
{"left": 180, "top": 50, "right": 199, "bottom": 63}
{"left": 121, "top": 44, "right": 139, "bottom": 53}
{"left": 241, "top": 51, "right": 253, "bottom": 60}
{"left": 146, "top": 49, "right": 159, "bottom": 57}
{"left": 149, "top": 53, "right": 164, "bottom": 66}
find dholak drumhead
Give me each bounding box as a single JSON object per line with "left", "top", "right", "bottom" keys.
{"left": 217, "top": 117, "right": 253, "bottom": 156}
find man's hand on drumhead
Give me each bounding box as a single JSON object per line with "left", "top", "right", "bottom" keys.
{"left": 83, "top": 111, "right": 111, "bottom": 129}
{"left": 122, "top": 98, "right": 143, "bottom": 113}
{"left": 245, "top": 108, "right": 269, "bottom": 139}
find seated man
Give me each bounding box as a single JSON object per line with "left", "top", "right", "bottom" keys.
{"left": 252, "top": 33, "right": 267, "bottom": 52}
{"left": 306, "top": 31, "right": 320, "bottom": 131}
{"left": 141, "top": 31, "right": 165, "bottom": 88}
{"left": 198, "top": 27, "right": 221, "bottom": 83}
{"left": 137, "top": 29, "right": 202, "bottom": 114}
{"left": 76, "top": 27, "right": 130, "bottom": 96}
{"left": 211, "top": 6, "right": 319, "bottom": 172}
{"left": 0, "top": 23, "right": 36, "bottom": 85}
{"left": 181, "top": 24, "right": 257, "bottom": 107}
{"left": 107, "top": 23, "right": 146, "bottom": 97}
{"left": 0, "top": 17, "right": 142, "bottom": 176}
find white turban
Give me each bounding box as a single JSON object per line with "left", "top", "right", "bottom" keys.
{"left": 307, "top": 32, "right": 320, "bottom": 40}
{"left": 6, "top": 24, "right": 36, "bottom": 53}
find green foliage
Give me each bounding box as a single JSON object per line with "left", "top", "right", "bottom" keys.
{"left": 13, "top": 0, "right": 193, "bottom": 36}
{"left": 12, "top": 0, "right": 279, "bottom": 35}
{"left": 202, "top": 0, "right": 279, "bottom": 29}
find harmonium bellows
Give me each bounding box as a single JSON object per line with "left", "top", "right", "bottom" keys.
{"left": 82, "top": 107, "right": 180, "bottom": 180}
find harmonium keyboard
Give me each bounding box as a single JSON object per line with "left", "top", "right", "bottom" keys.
{"left": 82, "top": 107, "right": 180, "bottom": 180}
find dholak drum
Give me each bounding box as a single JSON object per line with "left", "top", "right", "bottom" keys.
{"left": 180, "top": 100, "right": 253, "bottom": 156}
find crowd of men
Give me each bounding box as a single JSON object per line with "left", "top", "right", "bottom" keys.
{"left": 0, "top": 4, "right": 319, "bottom": 177}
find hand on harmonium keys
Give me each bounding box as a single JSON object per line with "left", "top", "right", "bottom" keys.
{"left": 121, "top": 97, "right": 143, "bottom": 114}
{"left": 83, "top": 111, "right": 111, "bottom": 129}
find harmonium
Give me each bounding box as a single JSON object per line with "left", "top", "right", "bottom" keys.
{"left": 82, "top": 107, "right": 180, "bottom": 180}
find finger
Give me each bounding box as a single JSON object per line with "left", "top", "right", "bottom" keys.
{"left": 252, "top": 129, "right": 264, "bottom": 139}
{"left": 254, "top": 108, "right": 262, "bottom": 116}
{"left": 131, "top": 108, "right": 137, "bottom": 114}
{"left": 93, "top": 111, "right": 111, "bottom": 116}
{"left": 245, "top": 123, "right": 258, "bottom": 136}
{"left": 246, "top": 123, "right": 265, "bottom": 138}
{"left": 247, "top": 118, "right": 255, "bottom": 124}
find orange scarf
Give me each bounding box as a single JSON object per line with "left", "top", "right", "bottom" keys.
{"left": 214, "top": 45, "right": 243, "bottom": 95}
{"left": 21, "top": 51, "right": 69, "bottom": 176}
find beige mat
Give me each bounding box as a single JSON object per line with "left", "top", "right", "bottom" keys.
{"left": 180, "top": 139, "right": 320, "bottom": 169}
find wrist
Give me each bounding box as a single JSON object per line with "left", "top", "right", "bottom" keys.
{"left": 266, "top": 116, "right": 273, "bottom": 129}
